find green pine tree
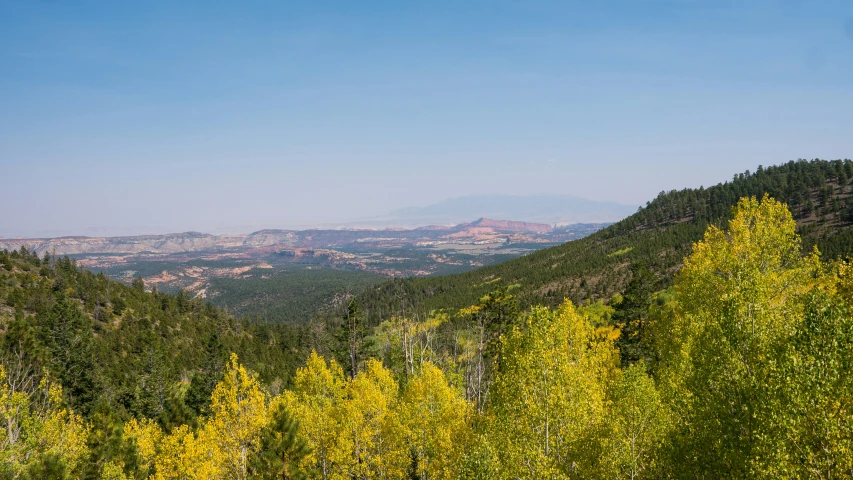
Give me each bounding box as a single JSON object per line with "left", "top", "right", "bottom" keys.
{"left": 248, "top": 403, "right": 310, "bottom": 479}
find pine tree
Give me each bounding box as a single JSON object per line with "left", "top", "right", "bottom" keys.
{"left": 37, "top": 297, "right": 97, "bottom": 414}
{"left": 159, "top": 382, "right": 198, "bottom": 432}
{"left": 248, "top": 403, "right": 310, "bottom": 480}
{"left": 612, "top": 262, "right": 658, "bottom": 366}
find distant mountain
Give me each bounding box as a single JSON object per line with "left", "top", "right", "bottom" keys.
{"left": 457, "top": 218, "right": 553, "bottom": 233}
{"left": 377, "top": 194, "right": 637, "bottom": 226}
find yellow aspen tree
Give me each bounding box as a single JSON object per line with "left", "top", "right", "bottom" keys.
{"left": 125, "top": 415, "right": 219, "bottom": 480}
{"left": 758, "top": 288, "right": 853, "bottom": 477}
{"left": 152, "top": 424, "right": 219, "bottom": 480}
{"left": 372, "top": 316, "right": 410, "bottom": 382}
{"left": 0, "top": 367, "right": 90, "bottom": 476}
{"left": 124, "top": 354, "right": 269, "bottom": 480}
{"left": 659, "top": 195, "right": 821, "bottom": 476}
{"left": 454, "top": 305, "right": 489, "bottom": 411}
{"left": 488, "top": 300, "right": 618, "bottom": 479}
{"left": 602, "top": 362, "right": 670, "bottom": 479}
{"left": 283, "top": 351, "right": 350, "bottom": 480}
{"left": 372, "top": 314, "right": 448, "bottom": 383}
{"left": 744, "top": 259, "right": 853, "bottom": 477}
{"left": 400, "top": 362, "right": 472, "bottom": 480}
{"left": 837, "top": 259, "right": 853, "bottom": 308}
{"left": 457, "top": 432, "right": 500, "bottom": 479}
{"left": 123, "top": 417, "right": 163, "bottom": 474}
{"left": 0, "top": 364, "right": 31, "bottom": 472}
{"left": 205, "top": 353, "right": 269, "bottom": 480}
{"left": 342, "top": 358, "right": 408, "bottom": 479}
{"left": 31, "top": 379, "right": 90, "bottom": 472}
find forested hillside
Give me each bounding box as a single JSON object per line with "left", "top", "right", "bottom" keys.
{"left": 205, "top": 265, "right": 384, "bottom": 324}
{"left": 2, "top": 195, "right": 851, "bottom": 478}
{"left": 355, "top": 159, "right": 853, "bottom": 323}
{"left": 0, "top": 249, "right": 324, "bottom": 477}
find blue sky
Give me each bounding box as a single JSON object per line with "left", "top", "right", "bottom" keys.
{"left": 2, "top": 0, "right": 852, "bottom": 236}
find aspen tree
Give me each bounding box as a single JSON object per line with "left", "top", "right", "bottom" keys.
{"left": 489, "top": 300, "right": 617, "bottom": 479}
{"left": 401, "top": 362, "right": 471, "bottom": 480}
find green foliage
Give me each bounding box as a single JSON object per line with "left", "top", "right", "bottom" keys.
{"left": 612, "top": 262, "right": 659, "bottom": 366}
{"left": 205, "top": 266, "right": 384, "bottom": 324}
{"left": 753, "top": 289, "right": 853, "bottom": 476}
{"left": 334, "top": 298, "right": 369, "bottom": 378}
{"left": 457, "top": 434, "right": 500, "bottom": 480}
{"left": 22, "top": 453, "right": 69, "bottom": 480}
{"left": 248, "top": 403, "right": 309, "bottom": 480}
{"left": 462, "top": 283, "right": 521, "bottom": 360}
{"left": 83, "top": 403, "right": 144, "bottom": 479}
{"left": 159, "top": 382, "right": 198, "bottom": 432}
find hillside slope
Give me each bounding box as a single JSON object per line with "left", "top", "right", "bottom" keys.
{"left": 356, "top": 159, "right": 853, "bottom": 322}
{"left": 0, "top": 249, "right": 312, "bottom": 419}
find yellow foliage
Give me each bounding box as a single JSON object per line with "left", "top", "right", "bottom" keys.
{"left": 123, "top": 417, "right": 163, "bottom": 470}
{"left": 0, "top": 366, "right": 90, "bottom": 476}
{"left": 652, "top": 194, "right": 848, "bottom": 476}
{"left": 101, "top": 459, "right": 129, "bottom": 480}
{"left": 372, "top": 314, "right": 449, "bottom": 379}
{"left": 153, "top": 424, "right": 219, "bottom": 480}
{"left": 205, "top": 353, "right": 269, "bottom": 479}
{"left": 595, "top": 324, "right": 621, "bottom": 342}
{"left": 608, "top": 246, "right": 634, "bottom": 257}
{"left": 285, "top": 351, "right": 473, "bottom": 480}
{"left": 125, "top": 354, "right": 269, "bottom": 480}
{"left": 457, "top": 304, "right": 482, "bottom": 317}
{"left": 401, "top": 362, "right": 472, "bottom": 480}
{"left": 284, "top": 350, "right": 350, "bottom": 479}
{"left": 837, "top": 259, "right": 853, "bottom": 308}
{"left": 489, "top": 300, "right": 619, "bottom": 478}
{"left": 676, "top": 195, "right": 817, "bottom": 339}
{"left": 341, "top": 359, "right": 408, "bottom": 479}
{"left": 125, "top": 399, "right": 220, "bottom": 480}
{"left": 578, "top": 298, "right": 616, "bottom": 326}
{"left": 34, "top": 388, "right": 90, "bottom": 471}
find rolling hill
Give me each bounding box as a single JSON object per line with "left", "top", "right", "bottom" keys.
{"left": 354, "top": 159, "right": 853, "bottom": 323}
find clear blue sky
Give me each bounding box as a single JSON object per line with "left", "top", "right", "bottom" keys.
{"left": 2, "top": 0, "right": 852, "bottom": 237}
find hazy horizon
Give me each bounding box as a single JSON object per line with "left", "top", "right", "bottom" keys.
{"left": 0, "top": 192, "right": 637, "bottom": 238}
{"left": 3, "top": 1, "right": 852, "bottom": 237}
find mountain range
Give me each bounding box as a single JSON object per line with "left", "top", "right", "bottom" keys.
{"left": 356, "top": 194, "right": 638, "bottom": 227}
{"left": 0, "top": 218, "right": 574, "bottom": 256}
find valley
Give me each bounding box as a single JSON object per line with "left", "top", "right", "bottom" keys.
{"left": 0, "top": 219, "right": 607, "bottom": 322}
